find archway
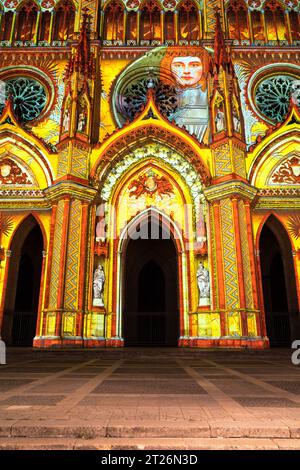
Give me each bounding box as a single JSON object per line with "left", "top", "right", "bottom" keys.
{"left": 259, "top": 215, "right": 299, "bottom": 346}
{"left": 122, "top": 214, "right": 180, "bottom": 346}
{"left": 2, "top": 215, "right": 44, "bottom": 346}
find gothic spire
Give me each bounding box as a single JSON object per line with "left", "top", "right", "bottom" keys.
{"left": 213, "top": 8, "right": 231, "bottom": 73}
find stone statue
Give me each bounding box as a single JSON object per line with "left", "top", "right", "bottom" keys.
{"left": 233, "top": 109, "right": 241, "bottom": 133}
{"left": 63, "top": 108, "right": 70, "bottom": 131}
{"left": 215, "top": 108, "right": 225, "bottom": 133}
{"left": 77, "top": 111, "right": 87, "bottom": 133}
{"left": 0, "top": 339, "right": 6, "bottom": 365}
{"left": 197, "top": 262, "right": 210, "bottom": 306}
{"left": 93, "top": 265, "right": 105, "bottom": 307}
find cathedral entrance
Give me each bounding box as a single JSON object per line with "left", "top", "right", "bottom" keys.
{"left": 2, "top": 216, "right": 43, "bottom": 346}
{"left": 123, "top": 219, "right": 179, "bottom": 346}
{"left": 259, "top": 216, "right": 299, "bottom": 347}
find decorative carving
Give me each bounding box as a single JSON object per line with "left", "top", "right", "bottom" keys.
{"left": 0, "top": 213, "right": 14, "bottom": 237}
{"left": 94, "top": 240, "right": 109, "bottom": 258}
{"left": 128, "top": 170, "right": 174, "bottom": 199}
{"left": 98, "top": 129, "right": 211, "bottom": 187}
{"left": 271, "top": 156, "right": 300, "bottom": 185}
{"left": 0, "top": 158, "right": 32, "bottom": 185}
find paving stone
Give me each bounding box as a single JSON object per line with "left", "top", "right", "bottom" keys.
{"left": 61, "top": 374, "right": 98, "bottom": 378}
{"left": 113, "top": 368, "right": 187, "bottom": 375}
{"left": 266, "top": 381, "right": 300, "bottom": 394}
{"left": 0, "top": 395, "right": 66, "bottom": 406}
{"left": 92, "top": 379, "right": 207, "bottom": 395}
{"left": 210, "top": 379, "right": 273, "bottom": 395}
{"left": 233, "top": 397, "right": 300, "bottom": 408}
{"left": 0, "top": 379, "right": 36, "bottom": 392}
{"left": 29, "top": 379, "right": 89, "bottom": 394}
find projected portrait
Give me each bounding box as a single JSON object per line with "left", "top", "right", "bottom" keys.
{"left": 161, "top": 50, "right": 209, "bottom": 142}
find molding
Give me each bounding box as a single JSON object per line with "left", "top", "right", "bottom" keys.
{"left": 204, "top": 180, "right": 257, "bottom": 202}
{"left": 45, "top": 180, "right": 98, "bottom": 203}
{"left": 254, "top": 197, "right": 300, "bottom": 210}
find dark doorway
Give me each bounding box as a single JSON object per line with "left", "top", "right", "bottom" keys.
{"left": 123, "top": 219, "right": 179, "bottom": 346}
{"left": 2, "top": 217, "right": 43, "bottom": 346}
{"left": 259, "top": 216, "right": 299, "bottom": 347}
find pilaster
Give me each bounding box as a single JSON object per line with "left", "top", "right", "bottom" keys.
{"left": 33, "top": 182, "right": 97, "bottom": 348}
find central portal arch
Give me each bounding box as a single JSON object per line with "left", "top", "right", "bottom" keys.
{"left": 117, "top": 208, "right": 187, "bottom": 347}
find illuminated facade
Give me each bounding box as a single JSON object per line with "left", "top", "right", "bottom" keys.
{"left": 0, "top": 0, "right": 299, "bottom": 349}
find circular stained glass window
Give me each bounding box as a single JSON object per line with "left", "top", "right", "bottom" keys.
{"left": 118, "top": 77, "right": 178, "bottom": 123}
{"left": 0, "top": 77, "right": 47, "bottom": 122}
{"left": 254, "top": 75, "right": 300, "bottom": 123}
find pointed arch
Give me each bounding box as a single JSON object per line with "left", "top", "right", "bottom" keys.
{"left": 177, "top": 0, "right": 200, "bottom": 42}
{"left": 7, "top": 212, "right": 47, "bottom": 252}
{"left": 53, "top": 0, "right": 75, "bottom": 41}
{"left": 248, "top": 106, "right": 300, "bottom": 187}
{"left": 0, "top": 4, "right": 13, "bottom": 42}
{"left": 258, "top": 214, "right": 299, "bottom": 345}
{"left": 91, "top": 97, "right": 211, "bottom": 186}
{"left": 14, "top": 0, "right": 40, "bottom": 42}
{"left": 140, "top": 0, "right": 161, "bottom": 43}
{"left": 264, "top": 0, "right": 288, "bottom": 42}
{"left": 226, "top": 0, "right": 249, "bottom": 42}
{"left": 103, "top": 1, "right": 124, "bottom": 42}
{"left": 0, "top": 214, "right": 45, "bottom": 346}
{"left": 116, "top": 207, "right": 188, "bottom": 343}
{"left": 0, "top": 131, "right": 54, "bottom": 187}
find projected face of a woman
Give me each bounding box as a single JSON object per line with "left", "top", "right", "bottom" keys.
{"left": 171, "top": 56, "right": 203, "bottom": 87}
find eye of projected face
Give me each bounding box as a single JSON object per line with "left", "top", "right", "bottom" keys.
{"left": 171, "top": 56, "right": 203, "bottom": 87}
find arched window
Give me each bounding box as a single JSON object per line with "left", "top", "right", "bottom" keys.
{"left": 53, "top": 0, "right": 75, "bottom": 41}
{"left": 178, "top": 0, "right": 200, "bottom": 42}
{"left": 38, "top": 11, "right": 51, "bottom": 42}
{"left": 15, "top": 1, "right": 39, "bottom": 41}
{"left": 251, "top": 10, "right": 265, "bottom": 41}
{"left": 165, "top": 11, "right": 175, "bottom": 41}
{"left": 0, "top": 10, "right": 13, "bottom": 41}
{"left": 104, "top": 1, "right": 124, "bottom": 41}
{"left": 290, "top": 11, "right": 300, "bottom": 42}
{"left": 227, "top": 0, "right": 249, "bottom": 41}
{"left": 126, "top": 10, "right": 137, "bottom": 41}
{"left": 265, "top": 1, "right": 287, "bottom": 42}
{"left": 140, "top": 0, "right": 161, "bottom": 42}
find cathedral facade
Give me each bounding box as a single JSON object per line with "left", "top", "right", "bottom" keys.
{"left": 0, "top": 0, "right": 299, "bottom": 348}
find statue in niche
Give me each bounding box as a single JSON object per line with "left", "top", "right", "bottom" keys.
{"left": 62, "top": 107, "right": 70, "bottom": 132}
{"left": 197, "top": 262, "right": 210, "bottom": 306}
{"left": 233, "top": 107, "right": 241, "bottom": 133}
{"left": 215, "top": 107, "right": 225, "bottom": 133}
{"left": 77, "top": 111, "right": 87, "bottom": 133}
{"left": 93, "top": 265, "right": 105, "bottom": 307}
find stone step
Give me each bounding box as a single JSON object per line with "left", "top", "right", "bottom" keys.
{"left": 0, "top": 420, "right": 299, "bottom": 439}
{"left": 0, "top": 437, "right": 300, "bottom": 450}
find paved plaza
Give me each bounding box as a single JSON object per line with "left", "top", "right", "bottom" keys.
{"left": 0, "top": 347, "right": 299, "bottom": 449}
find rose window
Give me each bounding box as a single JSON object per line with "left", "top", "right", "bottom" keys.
{"left": 0, "top": 77, "right": 47, "bottom": 122}
{"left": 118, "top": 77, "right": 178, "bottom": 121}
{"left": 254, "top": 75, "right": 300, "bottom": 123}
